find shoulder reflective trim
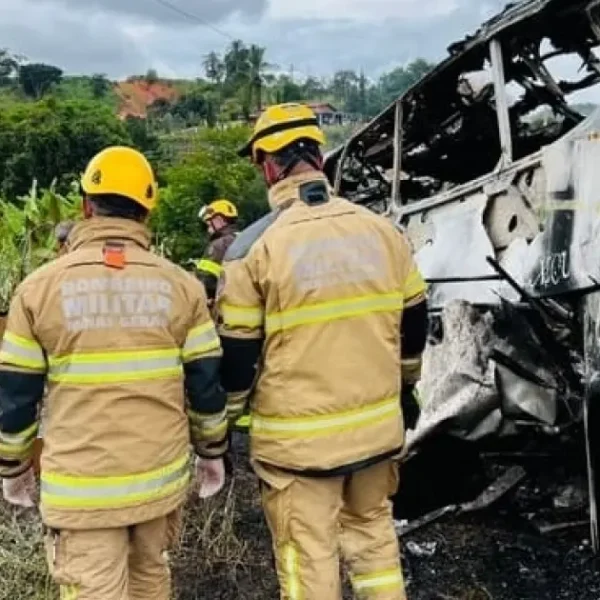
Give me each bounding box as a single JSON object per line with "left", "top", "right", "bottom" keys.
{"left": 221, "top": 304, "right": 264, "bottom": 329}
{"left": 41, "top": 453, "right": 191, "bottom": 510}
{"left": 283, "top": 543, "right": 302, "bottom": 600}
{"left": 265, "top": 292, "right": 403, "bottom": 334}
{"left": 251, "top": 396, "right": 400, "bottom": 438}
{"left": 0, "top": 332, "right": 46, "bottom": 370}
{"left": 351, "top": 567, "right": 404, "bottom": 592}
{"left": 224, "top": 209, "right": 282, "bottom": 262}
{"left": 197, "top": 258, "right": 223, "bottom": 278}
{"left": 47, "top": 348, "right": 182, "bottom": 385}
{"left": 0, "top": 422, "right": 39, "bottom": 460}
{"left": 404, "top": 268, "right": 427, "bottom": 301}
{"left": 183, "top": 322, "right": 221, "bottom": 360}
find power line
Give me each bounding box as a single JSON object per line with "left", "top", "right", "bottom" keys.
{"left": 150, "top": 0, "right": 235, "bottom": 41}
{"left": 149, "top": 0, "right": 312, "bottom": 81}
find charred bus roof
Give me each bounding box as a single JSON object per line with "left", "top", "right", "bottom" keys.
{"left": 325, "top": 0, "right": 600, "bottom": 209}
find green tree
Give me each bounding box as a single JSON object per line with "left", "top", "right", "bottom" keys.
{"left": 0, "top": 49, "right": 19, "bottom": 86}
{"left": 247, "top": 44, "right": 272, "bottom": 112}
{"left": 275, "top": 75, "right": 303, "bottom": 103}
{"left": 152, "top": 126, "right": 268, "bottom": 264}
{"left": 302, "top": 76, "right": 326, "bottom": 101}
{"left": 123, "top": 116, "right": 162, "bottom": 161}
{"left": 91, "top": 73, "right": 111, "bottom": 98}
{"left": 172, "top": 89, "right": 209, "bottom": 126}
{"left": 0, "top": 98, "right": 132, "bottom": 197}
{"left": 145, "top": 68, "right": 159, "bottom": 85}
{"left": 378, "top": 59, "right": 434, "bottom": 108}
{"left": 203, "top": 51, "right": 225, "bottom": 86}
{"left": 331, "top": 70, "right": 359, "bottom": 106}
{"left": 18, "top": 63, "right": 63, "bottom": 99}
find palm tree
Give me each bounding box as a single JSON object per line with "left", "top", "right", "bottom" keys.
{"left": 247, "top": 44, "right": 273, "bottom": 112}
{"left": 224, "top": 40, "right": 249, "bottom": 89}
{"left": 203, "top": 52, "right": 224, "bottom": 86}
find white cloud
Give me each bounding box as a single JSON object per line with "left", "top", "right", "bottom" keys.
{"left": 266, "top": 0, "right": 459, "bottom": 22}
{"left": 2, "top": 0, "right": 597, "bottom": 108}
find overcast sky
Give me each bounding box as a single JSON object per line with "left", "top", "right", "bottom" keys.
{"left": 0, "top": 0, "right": 598, "bottom": 102}
{"left": 0, "top": 0, "right": 508, "bottom": 79}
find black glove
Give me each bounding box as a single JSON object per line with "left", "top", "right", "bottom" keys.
{"left": 401, "top": 384, "right": 421, "bottom": 431}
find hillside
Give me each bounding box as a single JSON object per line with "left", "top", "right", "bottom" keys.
{"left": 114, "top": 79, "right": 181, "bottom": 119}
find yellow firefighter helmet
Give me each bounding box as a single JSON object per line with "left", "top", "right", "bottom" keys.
{"left": 199, "top": 199, "right": 238, "bottom": 223}
{"left": 238, "top": 103, "right": 326, "bottom": 163}
{"left": 81, "top": 146, "right": 158, "bottom": 211}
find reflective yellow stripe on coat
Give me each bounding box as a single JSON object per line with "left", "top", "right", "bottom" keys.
{"left": 404, "top": 267, "right": 427, "bottom": 301}
{"left": 47, "top": 348, "right": 183, "bottom": 385}
{"left": 182, "top": 321, "right": 221, "bottom": 361}
{"left": 197, "top": 259, "right": 223, "bottom": 278}
{"left": 0, "top": 331, "right": 46, "bottom": 371}
{"left": 251, "top": 397, "right": 400, "bottom": 438}
{"left": 265, "top": 292, "right": 403, "bottom": 334}
{"left": 0, "top": 423, "right": 39, "bottom": 460}
{"left": 221, "top": 304, "right": 264, "bottom": 328}
{"left": 41, "top": 454, "right": 191, "bottom": 510}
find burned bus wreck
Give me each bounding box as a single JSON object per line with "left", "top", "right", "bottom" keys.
{"left": 324, "top": 0, "right": 600, "bottom": 550}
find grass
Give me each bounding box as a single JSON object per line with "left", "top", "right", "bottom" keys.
{"left": 0, "top": 437, "right": 281, "bottom": 600}
{"left": 2, "top": 434, "right": 592, "bottom": 599}
{"left": 0, "top": 503, "right": 55, "bottom": 600}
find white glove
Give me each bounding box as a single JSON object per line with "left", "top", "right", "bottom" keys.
{"left": 2, "top": 466, "right": 36, "bottom": 508}
{"left": 194, "top": 456, "right": 225, "bottom": 499}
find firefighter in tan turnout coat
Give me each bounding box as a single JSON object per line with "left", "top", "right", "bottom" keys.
{"left": 218, "top": 103, "right": 429, "bottom": 599}
{"left": 0, "top": 146, "right": 228, "bottom": 599}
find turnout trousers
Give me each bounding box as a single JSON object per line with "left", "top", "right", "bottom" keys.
{"left": 256, "top": 459, "right": 406, "bottom": 600}
{"left": 44, "top": 509, "right": 182, "bottom": 600}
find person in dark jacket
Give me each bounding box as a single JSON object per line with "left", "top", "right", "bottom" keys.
{"left": 196, "top": 199, "right": 239, "bottom": 304}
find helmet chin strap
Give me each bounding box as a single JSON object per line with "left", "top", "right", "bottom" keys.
{"left": 264, "top": 151, "right": 322, "bottom": 186}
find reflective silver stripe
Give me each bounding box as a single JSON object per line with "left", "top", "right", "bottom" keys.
{"left": 183, "top": 323, "right": 220, "bottom": 359}
{"left": 47, "top": 351, "right": 182, "bottom": 384}
{"left": 42, "top": 462, "right": 189, "bottom": 499}
{"left": 0, "top": 423, "right": 38, "bottom": 446}
{"left": 41, "top": 455, "right": 191, "bottom": 509}
{"left": 50, "top": 356, "right": 180, "bottom": 376}
{"left": 265, "top": 293, "right": 403, "bottom": 334}
{"left": 0, "top": 333, "right": 46, "bottom": 369}
{"left": 189, "top": 409, "right": 227, "bottom": 429}
{"left": 352, "top": 568, "right": 404, "bottom": 591}
{"left": 0, "top": 423, "right": 38, "bottom": 459}
{"left": 251, "top": 397, "right": 400, "bottom": 438}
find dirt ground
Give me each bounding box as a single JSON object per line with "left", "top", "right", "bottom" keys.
{"left": 1, "top": 433, "right": 600, "bottom": 600}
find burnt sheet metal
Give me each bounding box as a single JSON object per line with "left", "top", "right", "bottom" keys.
{"left": 495, "top": 359, "right": 557, "bottom": 426}
{"left": 408, "top": 299, "right": 561, "bottom": 452}
{"left": 498, "top": 108, "right": 600, "bottom": 299}
{"left": 413, "top": 195, "right": 502, "bottom": 309}
{"left": 408, "top": 301, "right": 502, "bottom": 451}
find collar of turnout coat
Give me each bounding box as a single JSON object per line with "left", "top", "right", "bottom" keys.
{"left": 267, "top": 171, "right": 332, "bottom": 210}
{"left": 68, "top": 217, "right": 152, "bottom": 252}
